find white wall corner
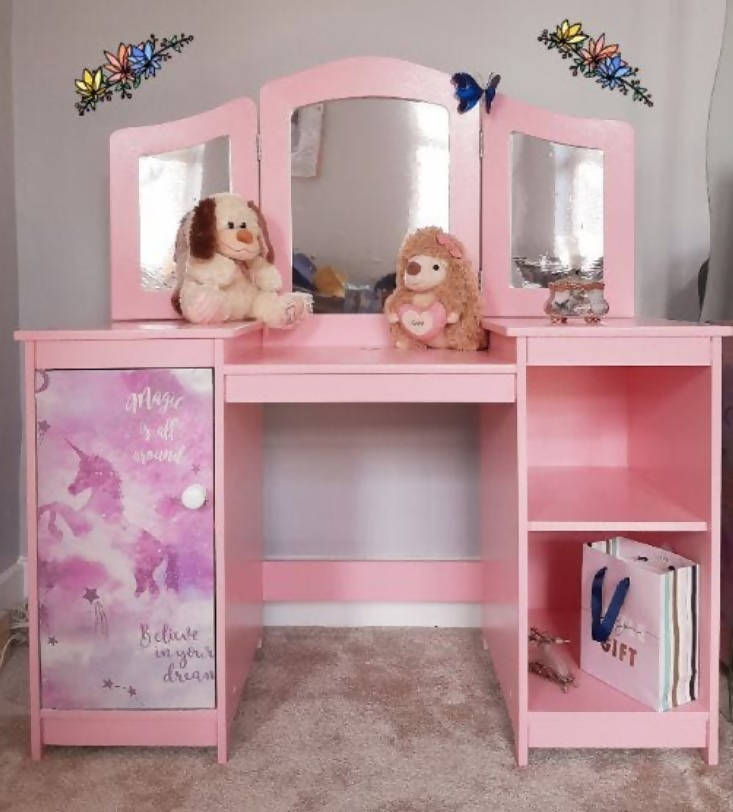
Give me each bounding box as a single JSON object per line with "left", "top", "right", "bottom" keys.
{"left": 0, "top": 556, "right": 26, "bottom": 609}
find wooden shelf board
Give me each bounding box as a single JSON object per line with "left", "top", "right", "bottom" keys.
{"left": 528, "top": 467, "right": 707, "bottom": 532}
{"left": 527, "top": 609, "right": 708, "bottom": 749}
{"left": 483, "top": 317, "right": 733, "bottom": 338}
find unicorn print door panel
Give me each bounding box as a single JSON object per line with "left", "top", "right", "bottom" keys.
{"left": 36, "top": 368, "right": 215, "bottom": 710}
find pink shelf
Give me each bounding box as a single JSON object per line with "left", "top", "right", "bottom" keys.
{"left": 527, "top": 610, "right": 708, "bottom": 749}
{"left": 15, "top": 319, "right": 263, "bottom": 342}
{"left": 528, "top": 467, "right": 707, "bottom": 531}
{"left": 483, "top": 317, "right": 733, "bottom": 338}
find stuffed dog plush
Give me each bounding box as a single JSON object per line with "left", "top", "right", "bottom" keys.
{"left": 172, "top": 193, "right": 311, "bottom": 327}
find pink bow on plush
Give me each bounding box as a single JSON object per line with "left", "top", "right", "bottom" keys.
{"left": 436, "top": 232, "right": 463, "bottom": 259}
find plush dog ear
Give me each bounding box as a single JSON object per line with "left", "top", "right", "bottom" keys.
{"left": 248, "top": 200, "right": 274, "bottom": 263}
{"left": 189, "top": 197, "right": 217, "bottom": 260}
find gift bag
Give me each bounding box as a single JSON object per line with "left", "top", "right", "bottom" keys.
{"left": 580, "top": 537, "right": 699, "bottom": 711}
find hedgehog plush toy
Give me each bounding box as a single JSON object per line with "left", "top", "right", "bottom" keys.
{"left": 384, "top": 227, "right": 486, "bottom": 350}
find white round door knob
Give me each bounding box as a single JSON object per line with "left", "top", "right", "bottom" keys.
{"left": 181, "top": 484, "right": 207, "bottom": 510}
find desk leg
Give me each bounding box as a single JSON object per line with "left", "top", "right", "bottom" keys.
{"left": 480, "top": 339, "right": 528, "bottom": 767}
{"left": 215, "top": 384, "right": 263, "bottom": 763}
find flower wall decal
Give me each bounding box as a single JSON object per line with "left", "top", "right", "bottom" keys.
{"left": 74, "top": 33, "right": 194, "bottom": 116}
{"left": 538, "top": 20, "right": 653, "bottom": 106}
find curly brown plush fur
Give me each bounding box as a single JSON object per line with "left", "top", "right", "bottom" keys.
{"left": 248, "top": 200, "right": 274, "bottom": 264}
{"left": 188, "top": 198, "right": 217, "bottom": 260}
{"left": 384, "top": 227, "right": 487, "bottom": 350}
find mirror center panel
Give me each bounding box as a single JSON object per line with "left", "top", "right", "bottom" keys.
{"left": 291, "top": 99, "right": 450, "bottom": 314}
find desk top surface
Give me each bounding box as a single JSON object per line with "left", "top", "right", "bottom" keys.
{"left": 482, "top": 317, "right": 733, "bottom": 337}
{"left": 14, "top": 320, "right": 263, "bottom": 342}
{"left": 16, "top": 317, "right": 733, "bottom": 342}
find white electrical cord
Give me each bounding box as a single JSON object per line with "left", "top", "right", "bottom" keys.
{"left": 0, "top": 604, "right": 28, "bottom": 673}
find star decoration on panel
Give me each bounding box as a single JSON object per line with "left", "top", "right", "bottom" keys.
{"left": 74, "top": 33, "right": 195, "bottom": 116}
{"left": 82, "top": 587, "right": 109, "bottom": 637}
{"left": 102, "top": 678, "right": 142, "bottom": 704}
{"left": 538, "top": 20, "right": 653, "bottom": 107}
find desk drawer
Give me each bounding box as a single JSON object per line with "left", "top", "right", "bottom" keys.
{"left": 527, "top": 336, "right": 711, "bottom": 366}
{"left": 226, "top": 373, "right": 515, "bottom": 403}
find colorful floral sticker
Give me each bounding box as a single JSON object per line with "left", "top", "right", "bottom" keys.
{"left": 74, "top": 33, "right": 194, "bottom": 116}
{"left": 538, "top": 20, "right": 653, "bottom": 107}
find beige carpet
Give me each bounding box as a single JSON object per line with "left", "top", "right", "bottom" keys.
{"left": 1, "top": 628, "right": 732, "bottom": 812}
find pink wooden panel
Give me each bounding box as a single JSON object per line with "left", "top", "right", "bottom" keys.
{"left": 528, "top": 711, "right": 707, "bottom": 750}
{"left": 16, "top": 321, "right": 262, "bottom": 343}
{"left": 262, "top": 561, "right": 483, "bottom": 602}
{"left": 486, "top": 332, "right": 518, "bottom": 364}
{"left": 110, "top": 98, "right": 258, "bottom": 321}
{"left": 214, "top": 342, "right": 262, "bottom": 763}
{"left": 528, "top": 468, "right": 707, "bottom": 531}
{"left": 41, "top": 709, "right": 217, "bottom": 747}
{"left": 527, "top": 366, "right": 629, "bottom": 469}
{"left": 24, "top": 343, "right": 42, "bottom": 759}
{"left": 35, "top": 338, "right": 215, "bottom": 369}
{"left": 481, "top": 97, "right": 634, "bottom": 318}
{"left": 263, "top": 314, "right": 391, "bottom": 349}
{"left": 480, "top": 346, "right": 528, "bottom": 766}
{"left": 225, "top": 373, "right": 515, "bottom": 403}
{"left": 527, "top": 336, "right": 711, "bottom": 366}
{"left": 484, "top": 318, "right": 733, "bottom": 338}
{"left": 629, "top": 346, "right": 722, "bottom": 764}
{"left": 628, "top": 366, "right": 712, "bottom": 537}
{"left": 709, "top": 338, "right": 723, "bottom": 764}
{"left": 259, "top": 57, "right": 480, "bottom": 347}
{"left": 36, "top": 369, "right": 215, "bottom": 712}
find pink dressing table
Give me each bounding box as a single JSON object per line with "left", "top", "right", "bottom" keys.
{"left": 16, "top": 58, "right": 731, "bottom": 767}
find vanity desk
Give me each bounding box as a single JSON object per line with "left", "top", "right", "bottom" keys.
{"left": 16, "top": 57, "right": 731, "bottom": 767}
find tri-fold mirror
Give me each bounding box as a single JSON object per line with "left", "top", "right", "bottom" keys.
{"left": 109, "top": 57, "right": 634, "bottom": 326}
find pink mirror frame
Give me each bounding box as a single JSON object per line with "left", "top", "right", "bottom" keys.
{"left": 480, "top": 95, "right": 634, "bottom": 318}
{"left": 109, "top": 97, "right": 259, "bottom": 321}
{"left": 258, "top": 57, "right": 480, "bottom": 346}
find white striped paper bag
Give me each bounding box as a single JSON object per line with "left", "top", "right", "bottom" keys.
{"left": 580, "top": 537, "right": 699, "bottom": 711}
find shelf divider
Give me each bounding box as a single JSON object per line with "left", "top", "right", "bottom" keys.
{"left": 528, "top": 467, "right": 707, "bottom": 532}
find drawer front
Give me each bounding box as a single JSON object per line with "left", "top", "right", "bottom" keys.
{"left": 36, "top": 369, "right": 215, "bottom": 710}
{"left": 225, "top": 373, "right": 516, "bottom": 403}
{"left": 527, "top": 336, "right": 711, "bottom": 366}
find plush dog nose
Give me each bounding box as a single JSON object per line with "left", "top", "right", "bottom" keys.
{"left": 406, "top": 261, "right": 421, "bottom": 276}
{"left": 236, "top": 229, "right": 254, "bottom": 244}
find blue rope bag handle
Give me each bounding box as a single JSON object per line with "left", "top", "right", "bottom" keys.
{"left": 591, "top": 566, "right": 631, "bottom": 643}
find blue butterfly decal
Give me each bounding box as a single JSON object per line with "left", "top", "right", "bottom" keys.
{"left": 451, "top": 72, "right": 501, "bottom": 114}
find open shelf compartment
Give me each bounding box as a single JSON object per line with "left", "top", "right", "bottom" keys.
{"left": 526, "top": 531, "right": 714, "bottom": 751}
{"left": 526, "top": 366, "right": 712, "bottom": 530}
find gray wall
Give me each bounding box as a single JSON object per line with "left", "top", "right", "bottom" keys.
{"left": 12, "top": 0, "right": 726, "bottom": 328}
{"left": 704, "top": 1, "right": 733, "bottom": 321}
{"left": 6, "top": 0, "right": 728, "bottom": 567}
{"left": 0, "top": 0, "right": 20, "bottom": 573}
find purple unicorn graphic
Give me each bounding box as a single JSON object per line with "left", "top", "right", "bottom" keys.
{"left": 38, "top": 441, "right": 179, "bottom": 598}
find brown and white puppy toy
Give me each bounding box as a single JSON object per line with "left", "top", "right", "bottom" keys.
{"left": 172, "top": 192, "right": 311, "bottom": 327}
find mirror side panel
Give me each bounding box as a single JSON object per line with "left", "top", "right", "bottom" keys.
{"left": 481, "top": 96, "right": 634, "bottom": 318}
{"left": 109, "top": 97, "right": 258, "bottom": 321}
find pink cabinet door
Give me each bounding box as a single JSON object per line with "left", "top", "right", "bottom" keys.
{"left": 35, "top": 369, "right": 215, "bottom": 710}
